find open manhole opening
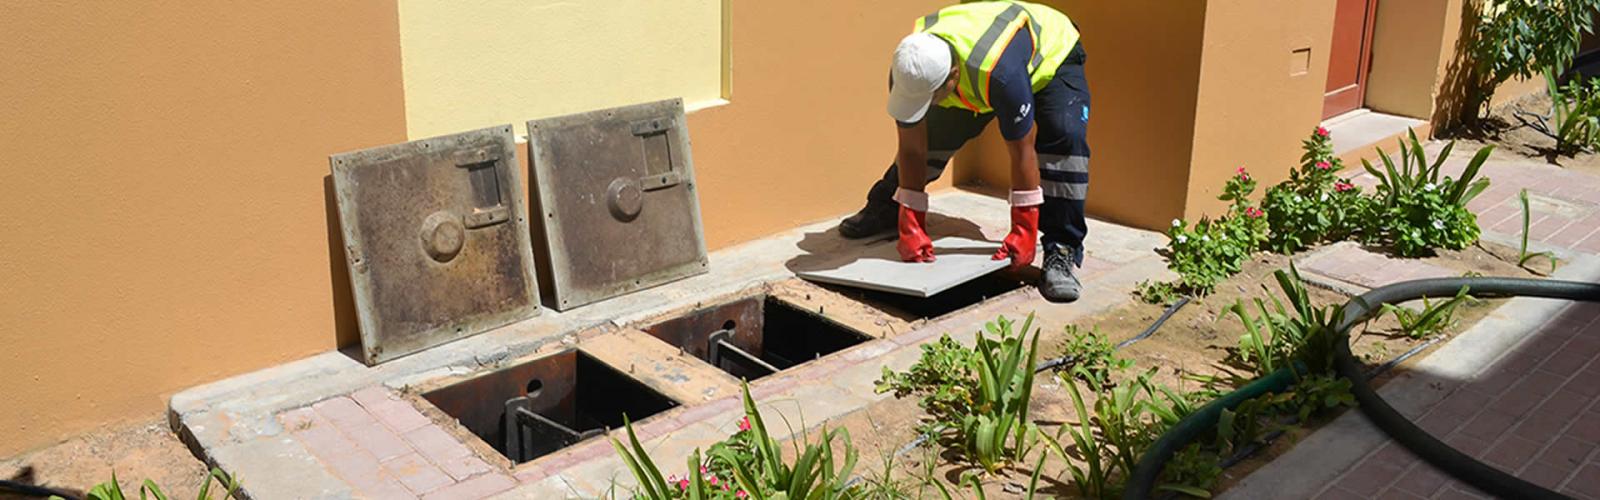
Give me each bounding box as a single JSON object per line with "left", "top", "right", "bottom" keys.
{"left": 820, "top": 272, "right": 1027, "bottom": 320}
{"left": 642, "top": 296, "right": 872, "bottom": 380}
{"left": 420, "top": 349, "right": 676, "bottom": 464}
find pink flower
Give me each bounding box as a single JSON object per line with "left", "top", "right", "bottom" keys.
{"left": 1334, "top": 181, "right": 1354, "bottom": 192}
{"left": 700, "top": 466, "right": 709, "bottom": 474}
{"left": 737, "top": 491, "right": 748, "bottom": 499}
{"left": 1315, "top": 126, "right": 1330, "bottom": 138}
{"left": 678, "top": 479, "right": 689, "bottom": 490}
{"left": 723, "top": 484, "right": 732, "bottom": 491}
{"left": 1236, "top": 166, "right": 1250, "bottom": 181}
{"left": 1244, "top": 207, "right": 1264, "bottom": 219}
{"left": 737, "top": 416, "right": 751, "bottom": 432}
{"left": 708, "top": 476, "right": 719, "bottom": 486}
{"left": 1315, "top": 161, "right": 1331, "bottom": 170}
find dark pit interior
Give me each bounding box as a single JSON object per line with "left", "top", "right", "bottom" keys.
{"left": 420, "top": 349, "right": 676, "bottom": 464}
{"left": 642, "top": 296, "right": 872, "bottom": 380}
{"left": 819, "top": 271, "right": 1028, "bottom": 320}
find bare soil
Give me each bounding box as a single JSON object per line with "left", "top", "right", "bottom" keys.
{"left": 1436, "top": 91, "right": 1600, "bottom": 175}
{"left": 818, "top": 240, "right": 1541, "bottom": 498}
{"left": 0, "top": 418, "right": 212, "bottom": 500}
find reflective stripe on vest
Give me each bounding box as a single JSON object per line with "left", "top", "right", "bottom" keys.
{"left": 914, "top": 1, "right": 1078, "bottom": 114}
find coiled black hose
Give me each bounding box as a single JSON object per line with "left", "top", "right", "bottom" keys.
{"left": 1125, "top": 277, "right": 1600, "bottom": 500}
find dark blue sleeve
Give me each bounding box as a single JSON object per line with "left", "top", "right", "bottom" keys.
{"left": 990, "top": 28, "right": 1035, "bottom": 141}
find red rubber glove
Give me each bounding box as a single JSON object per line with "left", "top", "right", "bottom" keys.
{"left": 897, "top": 205, "right": 935, "bottom": 263}
{"left": 993, "top": 205, "right": 1039, "bottom": 269}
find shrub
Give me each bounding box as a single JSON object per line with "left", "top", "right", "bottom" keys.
{"left": 1262, "top": 127, "right": 1370, "bottom": 253}
{"left": 1360, "top": 131, "right": 1492, "bottom": 257}
{"left": 1468, "top": 0, "right": 1600, "bottom": 111}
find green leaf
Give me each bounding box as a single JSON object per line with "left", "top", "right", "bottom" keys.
{"left": 1158, "top": 484, "right": 1215, "bottom": 498}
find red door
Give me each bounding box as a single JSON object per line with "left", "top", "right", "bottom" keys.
{"left": 1323, "top": 0, "right": 1380, "bottom": 120}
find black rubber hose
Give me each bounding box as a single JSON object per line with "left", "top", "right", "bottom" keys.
{"left": 1124, "top": 277, "right": 1600, "bottom": 500}
{"left": 1330, "top": 278, "right": 1600, "bottom": 500}
{"left": 0, "top": 480, "right": 78, "bottom": 500}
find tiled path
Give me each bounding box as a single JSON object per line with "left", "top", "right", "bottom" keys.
{"left": 1225, "top": 148, "right": 1600, "bottom": 499}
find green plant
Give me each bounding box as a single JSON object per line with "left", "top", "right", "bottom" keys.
{"left": 1468, "top": 0, "right": 1600, "bottom": 111}
{"left": 611, "top": 382, "right": 864, "bottom": 499}
{"left": 1051, "top": 370, "right": 1215, "bottom": 499}
{"left": 1360, "top": 131, "right": 1492, "bottom": 257}
{"left": 1517, "top": 189, "right": 1560, "bottom": 273}
{"left": 1536, "top": 72, "right": 1600, "bottom": 151}
{"left": 1134, "top": 279, "right": 1183, "bottom": 305}
{"left": 1158, "top": 167, "right": 1269, "bottom": 296}
{"left": 874, "top": 334, "right": 976, "bottom": 435}
{"left": 1380, "top": 286, "right": 1473, "bottom": 339}
{"left": 1057, "top": 325, "right": 1134, "bottom": 389}
{"left": 57, "top": 469, "right": 241, "bottom": 500}
{"left": 1263, "top": 127, "right": 1371, "bottom": 252}
{"left": 961, "top": 314, "right": 1043, "bottom": 474}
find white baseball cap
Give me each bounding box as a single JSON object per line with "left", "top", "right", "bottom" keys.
{"left": 887, "top": 33, "right": 953, "bottom": 123}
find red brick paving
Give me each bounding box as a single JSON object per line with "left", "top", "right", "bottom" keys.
{"left": 1310, "top": 302, "right": 1600, "bottom": 499}
{"left": 280, "top": 387, "right": 516, "bottom": 499}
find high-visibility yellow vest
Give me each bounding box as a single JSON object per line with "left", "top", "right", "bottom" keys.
{"left": 915, "top": 1, "right": 1078, "bottom": 114}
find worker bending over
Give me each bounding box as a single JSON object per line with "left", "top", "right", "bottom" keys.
{"left": 840, "top": 1, "right": 1091, "bottom": 303}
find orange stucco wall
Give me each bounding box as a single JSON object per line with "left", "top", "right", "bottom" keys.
{"left": 952, "top": 0, "right": 1210, "bottom": 231}
{"left": 0, "top": 3, "right": 407, "bottom": 456}
{"left": 1185, "top": 0, "right": 1336, "bottom": 219}
{"left": 689, "top": 1, "right": 952, "bottom": 249}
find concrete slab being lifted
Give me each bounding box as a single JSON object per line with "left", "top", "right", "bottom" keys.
{"left": 795, "top": 236, "right": 1010, "bottom": 297}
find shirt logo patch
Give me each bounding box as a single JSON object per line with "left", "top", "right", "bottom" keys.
{"left": 1014, "top": 103, "right": 1031, "bottom": 123}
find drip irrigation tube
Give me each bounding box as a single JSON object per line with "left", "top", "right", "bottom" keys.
{"left": 1124, "top": 277, "right": 1600, "bottom": 500}
{"left": 1034, "top": 297, "right": 1190, "bottom": 373}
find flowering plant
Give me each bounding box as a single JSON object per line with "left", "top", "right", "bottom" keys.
{"left": 1359, "top": 130, "right": 1490, "bottom": 256}
{"left": 1160, "top": 168, "right": 1267, "bottom": 295}
{"left": 1261, "top": 127, "right": 1369, "bottom": 252}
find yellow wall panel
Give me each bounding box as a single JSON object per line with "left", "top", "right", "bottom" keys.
{"left": 397, "top": 0, "right": 725, "bottom": 139}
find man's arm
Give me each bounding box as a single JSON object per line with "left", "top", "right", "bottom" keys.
{"left": 895, "top": 121, "right": 930, "bottom": 192}
{"left": 1005, "top": 126, "right": 1041, "bottom": 190}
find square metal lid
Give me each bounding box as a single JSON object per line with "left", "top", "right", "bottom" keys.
{"left": 526, "top": 99, "right": 709, "bottom": 311}
{"left": 331, "top": 125, "right": 540, "bottom": 364}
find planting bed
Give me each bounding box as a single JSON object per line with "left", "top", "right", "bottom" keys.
{"left": 1438, "top": 91, "right": 1600, "bottom": 175}
{"left": 768, "top": 241, "right": 1541, "bottom": 498}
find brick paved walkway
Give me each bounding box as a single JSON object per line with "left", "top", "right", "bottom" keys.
{"left": 1227, "top": 150, "right": 1600, "bottom": 500}
{"left": 1314, "top": 301, "right": 1600, "bottom": 500}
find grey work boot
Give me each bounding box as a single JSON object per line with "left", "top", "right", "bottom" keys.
{"left": 1040, "top": 245, "right": 1081, "bottom": 303}
{"left": 839, "top": 200, "right": 898, "bottom": 239}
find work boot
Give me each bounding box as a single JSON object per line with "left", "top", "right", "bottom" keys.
{"left": 1040, "top": 245, "right": 1081, "bottom": 303}
{"left": 839, "top": 200, "right": 898, "bottom": 239}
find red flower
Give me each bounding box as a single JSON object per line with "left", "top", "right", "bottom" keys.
{"left": 737, "top": 416, "right": 751, "bottom": 432}
{"left": 1245, "top": 207, "right": 1264, "bottom": 219}
{"left": 1315, "top": 161, "right": 1331, "bottom": 170}
{"left": 1315, "top": 126, "right": 1330, "bottom": 138}
{"left": 1236, "top": 166, "right": 1250, "bottom": 181}
{"left": 1334, "top": 181, "right": 1354, "bottom": 192}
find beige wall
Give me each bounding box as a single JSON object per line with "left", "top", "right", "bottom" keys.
{"left": 954, "top": 0, "right": 1210, "bottom": 231}
{"left": 1367, "top": 0, "right": 1455, "bottom": 119}
{"left": 1185, "top": 0, "right": 1336, "bottom": 218}
{"left": 396, "top": 0, "right": 726, "bottom": 139}
{"left": 1368, "top": 0, "right": 1545, "bottom": 129}
{"left": 0, "top": 3, "right": 408, "bottom": 456}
